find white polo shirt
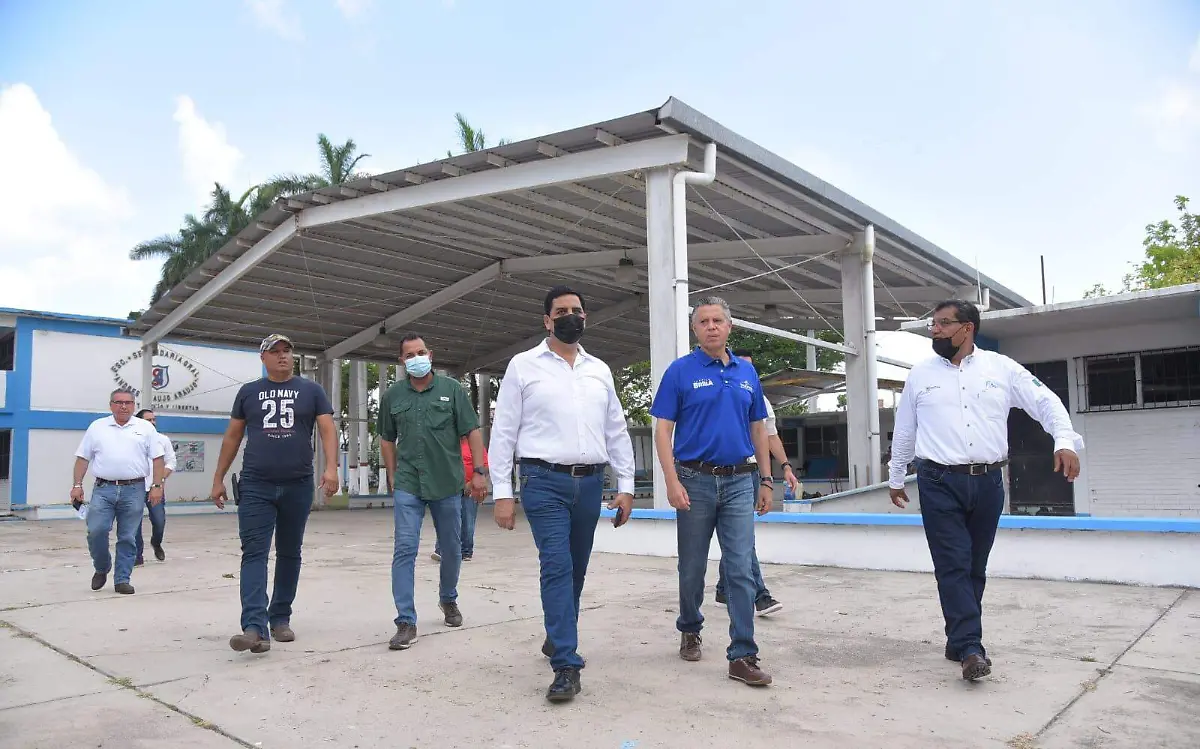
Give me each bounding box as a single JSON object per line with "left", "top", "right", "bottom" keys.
{"left": 887, "top": 348, "right": 1084, "bottom": 489}
{"left": 75, "top": 416, "right": 166, "bottom": 482}
{"left": 144, "top": 432, "right": 177, "bottom": 491}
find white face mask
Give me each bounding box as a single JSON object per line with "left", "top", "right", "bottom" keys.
{"left": 404, "top": 354, "right": 432, "bottom": 377}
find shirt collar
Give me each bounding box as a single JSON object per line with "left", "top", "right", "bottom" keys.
{"left": 691, "top": 346, "right": 737, "bottom": 367}
{"left": 537, "top": 338, "right": 593, "bottom": 364}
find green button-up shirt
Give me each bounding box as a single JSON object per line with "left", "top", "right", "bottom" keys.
{"left": 378, "top": 374, "right": 479, "bottom": 500}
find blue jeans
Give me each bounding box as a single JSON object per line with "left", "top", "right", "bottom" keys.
{"left": 715, "top": 548, "right": 769, "bottom": 601}
{"left": 434, "top": 493, "right": 479, "bottom": 557}
{"left": 675, "top": 464, "right": 758, "bottom": 661}
{"left": 519, "top": 462, "right": 603, "bottom": 671}
{"left": 916, "top": 460, "right": 1006, "bottom": 659}
{"left": 391, "top": 489, "right": 462, "bottom": 626}
{"left": 134, "top": 496, "right": 167, "bottom": 560}
{"left": 237, "top": 477, "right": 313, "bottom": 640}
{"left": 86, "top": 483, "right": 145, "bottom": 585}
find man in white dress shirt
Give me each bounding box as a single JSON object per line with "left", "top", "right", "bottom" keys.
{"left": 70, "top": 389, "right": 167, "bottom": 595}
{"left": 489, "top": 285, "right": 636, "bottom": 704}
{"left": 133, "top": 408, "right": 176, "bottom": 565}
{"left": 888, "top": 300, "right": 1082, "bottom": 681}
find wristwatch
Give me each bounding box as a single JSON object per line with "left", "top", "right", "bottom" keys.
{"left": 473, "top": 467, "right": 489, "bottom": 476}
{"left": 150, "top": 483, "right": 163, "bottom": 491}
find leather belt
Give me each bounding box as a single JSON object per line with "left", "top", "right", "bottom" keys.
{"left": 922, "top": 459, "right": 1008, "bottom": 476}
{"left": 519, "top": 458, "right": 605, "bottom": 478}
{"left": 96, "top": 478, "right": 145, "bottom": 486}
{"left": 678, "top": 460, "right": 757, "bottom": 477}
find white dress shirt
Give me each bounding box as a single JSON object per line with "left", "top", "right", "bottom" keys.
{"left": 144, "top": 432, "right": 177, "bottom": 491}
{"left": 488, "top": 340, "right": 636, "bottom": 498}
{"left": 763, "top": 396, "right": 778, "bottom": 437}
{"left": 887, "top": 347, "right": 1084, "bottom": 489}
{"left": 75, "top": 416, "right": 166, "bottom": 482}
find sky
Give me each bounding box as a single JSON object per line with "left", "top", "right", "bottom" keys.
{"left": 1, "top": 0, "right": 1199, "bottom": 373}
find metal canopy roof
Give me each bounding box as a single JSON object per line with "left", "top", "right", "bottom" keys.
{"left": 759, "top": 367, "right": 907, "bottom": 405}
{"left": 900, "top": 283, "right": 1200, "bottom": 340}
{"left": 129, "top": 97, "right": 1031, "bottom": 374}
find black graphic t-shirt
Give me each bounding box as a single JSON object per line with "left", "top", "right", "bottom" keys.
{"left": 231, "top": 377, "right": 334, "bottom": 482}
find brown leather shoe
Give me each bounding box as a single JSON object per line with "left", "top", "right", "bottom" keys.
{"left": 729, "top": 656, "right": 772, "bottom": 686}
{"left": 270, "top": 623, "right": 295, "bottom": 642}
{"left": 91, "top": 572, "right": 107, "bottom": 591}
{"left": 229, "top": 628, "right": 270, "bottom": 654}
{"left": 962, "top": 653, "right": 991, "bottom": 681}
{"left": 439, "top": 601, "right": 463, "bottom": 628}
{"left": 679, "top": 633, "right": 702, "bottom": 662}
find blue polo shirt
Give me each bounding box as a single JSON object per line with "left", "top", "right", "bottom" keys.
{"left": 649, "top": 347, "right": 768, "bottom": 465}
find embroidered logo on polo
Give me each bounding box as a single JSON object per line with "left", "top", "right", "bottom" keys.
{"left": 692, "top": 378, "right": 715, "bottom": 389}
{"left": 739, "top": 381, "right": 755, "bottom": 393}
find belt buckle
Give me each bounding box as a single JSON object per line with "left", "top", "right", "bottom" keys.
{"left": 570, "top": 465, "right": 588, "bottom": 478}
{"left": 713, "top": 465, "right": 732, "bottom": 477}
{"left": 969, "top": 463, "right": 986, "bottom": 476}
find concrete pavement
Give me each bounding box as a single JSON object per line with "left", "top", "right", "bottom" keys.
{"left": 1, "top": 510, "right": 1197, "bottom": 748}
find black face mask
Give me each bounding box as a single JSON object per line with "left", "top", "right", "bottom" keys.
{"left": 552, "top": 313, "right": 585, "bottom": 345}
{"left": 932, "top": 335, "right": 961, "bottom": 360}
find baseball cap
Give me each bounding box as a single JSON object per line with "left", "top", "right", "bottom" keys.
{"left": 259, "top": 333, "right": 293, "bottom": 353}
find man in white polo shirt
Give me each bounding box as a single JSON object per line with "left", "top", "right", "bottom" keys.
{"left": 70, "top": 388, "right": 167, "bottom": 595}
{"left": 133, "top": 408, "right": 176, "bottom": 565}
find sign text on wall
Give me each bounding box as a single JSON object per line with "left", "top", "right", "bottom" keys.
{"left": 111, "top": 347, "right": 203, "bottom": 412}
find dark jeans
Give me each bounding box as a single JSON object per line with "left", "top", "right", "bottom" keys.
{"left": 237, "top": 477, "right": 313, "bottom": 640}
{"left": 434, "top": 493, "right": 479, "bottom": 557}
{"left": 519, "top": 462, "right": 604, "bottom": 671}
{"left": 676, "top": 464, "right": 758, "bottom": 662}
{"left": 715, "top": 548, "right": 770, "bottom": 601}
{"left": 916, "top": 460, "right": 1006, "bottom": 659}
{"left": 134, "top": 495, "right": 166, "bottom": 560}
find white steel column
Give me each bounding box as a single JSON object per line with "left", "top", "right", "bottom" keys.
{"left": 839, "top": 229, "right": 882, "bottom": 488}
{"left": 806, "top": 329, "right": 818, "bottom": 411}
{"left": 329, "top": 359, "right": 344, "bottom": 492}
{"left": 139, "top": 344, "right": 155, "bottom": 410}
{"left": 354, "top": 360, "right": 369, "bottom": 495}
{"left": 476, "top": 373, "right": 492, "bottom": 450}
{"left": 311, "top": 360, "right": 326, "bottom": 508}
{"left": 347, "top": 361, "right": 360, "bottom": 494}
{"left": 376, "top": 364, "right": 388, "bottom": 493}
{"left": 645, "top": 166, "right": 681, "bottom": 510}
{"left": 840, "top": 245, "right": 871, "bottom": 489}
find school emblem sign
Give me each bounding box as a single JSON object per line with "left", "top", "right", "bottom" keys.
{"left": 111, "top": 347, "right": 201, "bottom": 412}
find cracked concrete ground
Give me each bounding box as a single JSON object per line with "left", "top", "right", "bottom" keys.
{"left": 1, "top": 510, "right": 1197, "bottom": 749}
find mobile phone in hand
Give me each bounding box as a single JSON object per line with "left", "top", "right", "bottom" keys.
{"left": 612, "top": 506, "right": 624, "bottom": 526}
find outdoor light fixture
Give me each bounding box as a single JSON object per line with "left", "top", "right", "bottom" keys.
{"left": 372, "top": 326, "right": 392, "bottom": 348}
{"left": 614, "top": 256, "right": 637, "bottom": 285}
{"left": 760, "top": 304, "right": 781, "bottom": 324}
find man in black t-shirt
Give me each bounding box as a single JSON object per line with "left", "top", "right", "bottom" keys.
{"left": 210, "top": 333, "right": 339, "bottom": 655}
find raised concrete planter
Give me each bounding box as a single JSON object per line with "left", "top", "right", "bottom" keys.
{"left": 592, "top": 509, "right": 1200, "bottom": 589}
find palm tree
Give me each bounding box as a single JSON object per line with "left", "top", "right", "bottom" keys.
{"left": 268, "top": 133, "right": 371, "bottom": 195}
{"left": 448, "top": 113, "right": 508, "bottom": 156}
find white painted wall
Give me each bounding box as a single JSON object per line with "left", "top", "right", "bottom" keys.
{"left": 0, "top": 370, "right": 7, "bottom": 410}
{"left": 28, "top": 429, "right": 243, "bottom": 506}
{"left": 999, "top": 318, "right": 1200, "bottom": 518}
{"left": 0, "top": 479, "right": 9, "bottom": 513}
{"left": 592, "top": 519, "right": 1200, "bottom": 588}
{"left": 29, "top": 331, "right": 262, "bottom": 414}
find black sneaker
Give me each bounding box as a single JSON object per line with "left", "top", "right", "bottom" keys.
{"left": 755, "top": 595, "right": 783, "bottom": 616}
{"left": 439, "top": 601, "right": 463, "bottom": 628}
{"left": 546, "top": 668, "right": 581, "bottom": 703}
{"left": 114, "top": 583, "right": 135, "bottom": 595}
{"left": 389, "top": 623, "right": 418, "bottom": 650}
{"left": 462, "top": 552, "right": 473, "bottom": 561}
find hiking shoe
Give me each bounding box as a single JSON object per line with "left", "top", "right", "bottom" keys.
{"left": 729, "top": 656, "right": 772, "bottom": 686}
{"left": 229, "top": 628, "right": 270, "bottom": 654}
{"left": 546, "top": 668, "right": 582, "bottom": 703}
{"left": 439, "top": 601, "right": 463, "bottom": 628}
{"left": 680, "top": 633, "right": 702, "bottom": 662}
{"left": 389, "top": 623, "right": 418, "bottom": 650}
{"left": 755, "top": 595, "right": 783, "bottom": 616}
{"left": 270, "top": 623, "right": 295, "bottom": 642}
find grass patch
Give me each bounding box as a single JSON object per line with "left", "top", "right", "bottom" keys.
{"left": 109, "top": 676, "right": 135, "bottom": 688}
{"left": 1080, "top": 655, "right": 1098, "bottom": 663}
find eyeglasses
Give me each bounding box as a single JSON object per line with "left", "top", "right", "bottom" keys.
{"left": 925, "top": 317, "right": 964, "bottom": 330}
{"left": 111, "top": 400, "right": 135, "bottom": 406}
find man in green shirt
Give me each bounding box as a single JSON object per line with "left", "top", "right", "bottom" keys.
{"left": 379, "top": 333, "right": 488, "bottom": 650}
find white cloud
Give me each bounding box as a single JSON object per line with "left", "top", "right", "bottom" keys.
{"left": 173, "top": 95, "right": 243, "bottom": 208}
{"left": 335, "top": 0, "right": 373, "bottom": 20}
{"left": 247, "top": 0, "right": 303, "bottom": 40}
{"left": 0, "top": 84, "right": 159, "bottom": 317}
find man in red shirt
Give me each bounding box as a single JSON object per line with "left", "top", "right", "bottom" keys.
{"left": 433, "top": 437, "right": 489, "bottom": 562}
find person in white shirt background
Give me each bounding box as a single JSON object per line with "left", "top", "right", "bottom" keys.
{"left": 133, "top": 408, "right": 177, "bottom": 565}
{"left": 489, "top": 285, "right": 636, "bottom": 704}
{"left": 888, "top": 299, "right": 1082, "bottom": 682}
{"left": 712, "top": 348, "right": 797, "bottom": 616}
{"left": 70, "top": 389, "right": 167, "bottom": 595}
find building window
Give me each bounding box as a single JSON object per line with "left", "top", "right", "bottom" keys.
{"left": 0, "top": 430, "right": 10, "bottom": 480}
{"left": 1078, "top": 346, "right": 1200, "bottom": 412}
{"left": 0, "top": 330, "right": 13, "bottom": 371}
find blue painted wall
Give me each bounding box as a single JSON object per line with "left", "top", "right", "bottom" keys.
{"left": 3, "top": 313, "right": 246, "bottom": 507}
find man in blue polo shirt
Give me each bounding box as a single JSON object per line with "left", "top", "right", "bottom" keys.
{"left": 649, "top": 295, "right": 775, "bottom": 688}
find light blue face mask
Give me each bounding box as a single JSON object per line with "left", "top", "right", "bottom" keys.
{"left": 404, "top": 354, "right": 432, "bottom": 377}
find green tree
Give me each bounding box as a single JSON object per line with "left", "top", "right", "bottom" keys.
{"left": 447, "top": 112, "right": 509, "bottom": 156}
{"left": 266, "top": 134, "right": 371, "bottom": 194}
{"left": 1131, "top": 195, "right": 1200, "bottom": 289}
